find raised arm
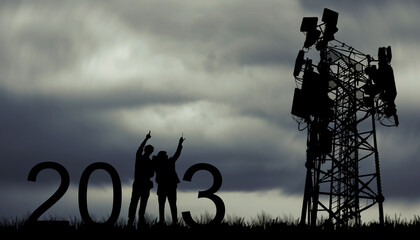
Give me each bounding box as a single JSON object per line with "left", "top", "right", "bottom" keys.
{"left": 136, "top": 131, "right": 151, "bottom": 157}
{"left": 172, "top": 136, "right": 185, "bottom": 161}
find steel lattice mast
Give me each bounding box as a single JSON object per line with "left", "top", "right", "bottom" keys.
{"left": 291, "top": 8, "right": 399, "bottom": 227}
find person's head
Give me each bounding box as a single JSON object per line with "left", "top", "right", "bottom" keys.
{"left": 157, "top": 151, "right": 168, "bottom": 160}
{"left": 144, "top": 145, "right": 154, "bottom": 155}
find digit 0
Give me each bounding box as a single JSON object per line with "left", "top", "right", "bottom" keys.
{"left": 78, "top": 162, "right": 122, "bottom": 225}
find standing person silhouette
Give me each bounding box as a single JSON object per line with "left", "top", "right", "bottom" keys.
{"left": 154, "top": 135, "right": 185, "bottom": 224}
{"left": 127, "top": 131, "right": 154, "bottom": 227}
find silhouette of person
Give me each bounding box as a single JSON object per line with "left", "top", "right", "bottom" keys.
{"left": 154, "top": 135, "right": 185, "bottom": 224}
{"left": 127, "top": 131, "right": 154, "bottom": 227}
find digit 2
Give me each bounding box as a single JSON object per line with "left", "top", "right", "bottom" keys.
{"left": 27, "top": 161, "right": 70, "bottom": 222}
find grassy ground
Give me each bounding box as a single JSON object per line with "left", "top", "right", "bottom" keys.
{"left": 2, "top": 214, "right": 420, "bottom": 238}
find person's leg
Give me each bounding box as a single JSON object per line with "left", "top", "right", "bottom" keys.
{"left": 158, "top": 194, "right": 166, "bottom": 223}
{"left": 138, "top": 190, "right": 150, "bottom": 226}
{"left": 127, "top": 183, "right": 140, "bottom": 226}
{"left": 168, "top": 188, "right": 177, "bottom": 224}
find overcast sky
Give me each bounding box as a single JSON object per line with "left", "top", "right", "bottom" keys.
{"left": 1, "top": 0, "right": 420, "bottom": 223}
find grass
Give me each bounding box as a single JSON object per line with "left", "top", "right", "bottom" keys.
{"left": 2, "top": 213, "right": 420, "bottom": 238}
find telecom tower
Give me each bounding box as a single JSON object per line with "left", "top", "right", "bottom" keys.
{"left": 291, "top": 8, "right": 399, "bottom": 227}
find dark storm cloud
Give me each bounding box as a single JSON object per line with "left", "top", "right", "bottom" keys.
{"left": 0, "top": 1, "right": 98, "bottom": 83}
{"left": 2, "top": 2, "right": 302, "bottom": 189}
{"left": 298, "top": 0, "right": 420, "bottom": 12}
{"left": 176, "top": 138, "right": 305, "bottom": 193}
{"left": 298, "top": 0, "right": 384, "bottom": 11}
{"left": 0, "top": 90, "right": 129, "bottom": 186}
{"left": 103, "top": 0, "right": 302, "bottom": 69}
{"left": 296, "top": 0, "right": 420, "bottom": 49}
{"left": 1, "top": 0, "right": 420, "bottom": 214}
{"left": 0, "top": 86, "right": 199, "bottom": 187}
{"left": 378, "top": 106, "right": 420, "bottom": 199}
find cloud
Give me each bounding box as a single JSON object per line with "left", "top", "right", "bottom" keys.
{"left": 1, "top": 0, "right": 420, "bottom": 222}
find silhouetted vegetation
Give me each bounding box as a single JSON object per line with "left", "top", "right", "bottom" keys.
{"left": 2, "top": 214, "right": 420, "bottom": 238}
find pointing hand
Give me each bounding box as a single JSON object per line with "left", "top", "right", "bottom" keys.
{"left": 179, "top": 133, "right": 185, "bottom": 144}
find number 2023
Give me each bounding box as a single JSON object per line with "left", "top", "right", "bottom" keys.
{"left": 27, "top": 161, "right": 225, "bottom": 226}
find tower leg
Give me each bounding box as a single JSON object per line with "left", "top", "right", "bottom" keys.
{"left": 372, "top": 113, "right": 385, "bottom": 225}
{"left": 300, "top": 165, "right": 312, "bottom": 225}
